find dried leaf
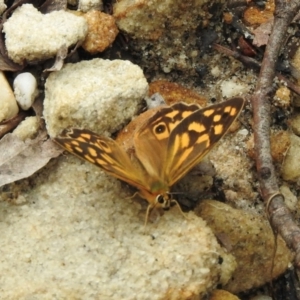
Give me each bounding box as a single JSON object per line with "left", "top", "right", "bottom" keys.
{"left": 0, "top": 132, "right": 63, "bottom": 187}
{"left": 39, "top": 0, "right": 67, "bottom": 14}
{"left": 43, "top": 44, "right": 68, "bottom": 72}
{"left": 0, "top": 51, "right": 24, "bottom": 71}
{"left": 31, "top": 96, "right": 44, "bottom": 117}
{"left": 253, "top": 18, "right": 274, "bottom": 47}
{"left": 0, "top": 111, "right": 28, "bottom": 138}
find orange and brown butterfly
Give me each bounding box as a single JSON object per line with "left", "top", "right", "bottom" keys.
{"left": 54, "top": 97, "right": 245, "bottom": 222}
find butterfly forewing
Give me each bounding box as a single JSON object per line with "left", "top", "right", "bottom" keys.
{"left": 54, "top": 128, "right": 150, "bottom": 192}
{"left": 164, "top": 97, "right": 245, "bottom": 185}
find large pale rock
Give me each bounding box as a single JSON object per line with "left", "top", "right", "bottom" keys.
{"left": 196, "top": 200, "right": 293, "bottom": 294}
{"left": 3, "top": 4, "right": 88, "bottom": 64}
{"left": 44, "top": 58, "right": 148, "bottom": 137}
{"left": 0, "top": 156, "right": 237, "bottom": 299}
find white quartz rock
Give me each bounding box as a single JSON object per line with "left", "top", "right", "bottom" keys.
{"left": 220, "top": 78, "right": 250, "bottom": 98}
{"left": 14, "top": 73, "right": 38, "bottom": 110}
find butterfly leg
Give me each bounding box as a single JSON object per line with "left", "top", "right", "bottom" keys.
{"left": 144, "top": 204, "right": 154, "bottom": 228}
{"left": 126, "top": 191, "right": 140, "bottom": 200}
{"left": 171, "top": 199, "right": 189, "bottom": 220}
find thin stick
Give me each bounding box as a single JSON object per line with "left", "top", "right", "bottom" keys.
{"left": 251, "top": 0, "right": 300, "bottom": 267}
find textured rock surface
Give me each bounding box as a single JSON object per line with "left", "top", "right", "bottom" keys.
{"left": 114, "top": 0, "right": 209, "bottom": 40}
{"left": 0, "top": 156, "right": 237, "bottom": 299}
{"left": 3, "top": 4, "right": 88, "bottom": 64}
{"left": 197, "top": 200, "right": 293, "bottom": 293}
{"left": 113, "top": 0, "right": 214, "bottom": 74}
{"left": 12, "top": 116, "right": 40, "bottom": 141}
{"left": 44, "top": 58, "right": 148, "bottom": 137}
{"left": 82, "top": 11, "right": 119, "bottom": 54}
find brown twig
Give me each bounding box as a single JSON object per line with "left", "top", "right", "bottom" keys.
{"left": 251, "top": 0, "right": 300, "bottom": 267}
{"left": 213, "top": 43, "right": 300, "bottom": 96}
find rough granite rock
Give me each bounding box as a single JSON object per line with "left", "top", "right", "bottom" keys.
{"left": 44, "top": 58, "right": 148, "bottom": 137}
{"left": 207, "top": 129, "right": 257, "bottom": 207}
{"left": 196, "top": 200, "right": 293, "bottom": 293}
{"left": 3, "top": 4, "right": 88, "bottom": 64}
{"left": 0, "top": 156, "right": 237, "bottom": 299}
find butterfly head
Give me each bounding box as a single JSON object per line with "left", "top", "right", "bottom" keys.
{"left": 143, "top": 191, "right": 174, "bottom": 226}
{"left": 143, "top": 191, "right": 186, "bottom": 226}
{"left": 138, "top": 185, "right": 173, "bottom": 210}
{"left": 155, "top": 193, "right": 173, "bottom": 210}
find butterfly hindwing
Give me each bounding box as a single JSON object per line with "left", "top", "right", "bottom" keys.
{"left": 54, "top": 128, "right": 150, "bottom": 192}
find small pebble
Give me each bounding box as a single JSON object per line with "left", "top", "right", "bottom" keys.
{"left": 280, "top": 184, "right": 298, "bottom": 212}
{"left": 0, "top": 71, "right": 19, "bottom": 122}
{"left": 82, "top": 11, "right": 119, "bottom": 54}
{"left": 14, "top": 72, "right": 38, "bottom": 110}
{"left": 145, "top": 93, "right": 166, "bottom": 109}
{"left": 220, "top": 78, "right": 249, "bottom": 98}
{"left": 12, "top": 116, "right": 40, "bottom": 140}
{"left": 209, "top": 289, "right": 240, "bottom": 299}
{"left": 78, "top": 0, "right": 103, "bottom": 12}
{"left": 274, "top": 86, "right": 291, "bottom": 107}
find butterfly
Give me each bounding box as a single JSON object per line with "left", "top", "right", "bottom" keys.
{"left": 54, "top": 97, "right": 245, "bottom": 223}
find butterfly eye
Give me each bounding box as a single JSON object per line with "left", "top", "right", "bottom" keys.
{"left": 157, "top": 195, "right": 165, "bottom": 204}
{"left": 154, "top": 124, "right": 166, "bottom": 134}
